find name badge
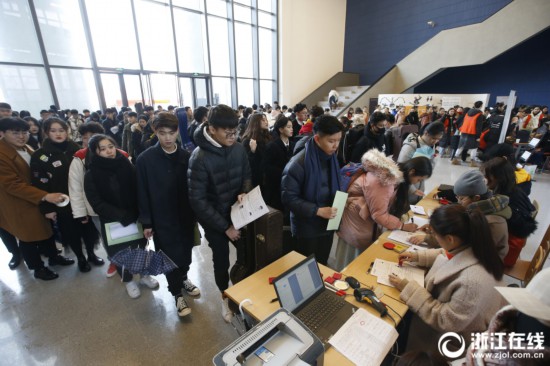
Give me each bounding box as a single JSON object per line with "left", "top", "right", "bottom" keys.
{"left": 52, "top": 160, "right": 62, "bottom": 168}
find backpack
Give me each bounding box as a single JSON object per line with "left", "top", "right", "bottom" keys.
{"left": 342, "top": 125, "right": 364, "bottom": 163}
{"left": 340, "top": 162, "right": 365, "bottom": 192}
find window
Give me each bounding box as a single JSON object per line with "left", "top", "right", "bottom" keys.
{"left": 233, "top": 4, "right": 251, "bottom": 23}
{"left": 194, "top": 78, "right": 208, "bottom": 107}
{"left": 260, "top": 80, "right": 273, "bottom": 105}
{"left": 234, "top": 23, "right": 253, "bottom": 78}
{"left": 206, "top": 0, "right": 227, "bottom": 17}
{"left": 0, "top": 65, "right": 53, "bottom": 116}
{"left": 150, "top": 74, "right": 178, "bottom": 107}
{"left": 52, "top": 68, "right": 98, "bottom": 111}
{"left": 259, "top": 28, "right": 274, "bottom": 79}
{"left": 237, "top": 78, "right": 253, "bottom": 106}
{"left": 258, "top": 11, "right": 275, "bottom": 29}
{"left": 34, "top": 0, "right": 91, "bottom": 67}
{"left": 85, "top": 0, "right": 140, "bottom": 69}
{"left": 208, "top": 16, "right": 230, "bottom": 76}
{"left": 174, "top": 8, "right": 208, "bottom": 74}
{"left": 101, "top": 73, "right": 122, "bottom": 108}
{"left": 212, "top": 77, "right": 232, "bottom": 106}
{"left": 0, "top": 0, "right": 42, "bottom": 63}
{"left": 257, "top": 0, "right": 272, "bottom": 12}
{"left": 179, "top": 77, "right": 194, "bottom": 108}
{"left": 123, "top": 74, "right": 144, "bottom": 108}
{"left": 172, "top": 0, "right": 203, "bottom": 11}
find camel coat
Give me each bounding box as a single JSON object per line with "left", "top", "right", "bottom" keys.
{"left": 399, "top": 247, "right": 505, "bottom": 348}
{"left": 0, "top": 139, "right": 52, "bottom": 241}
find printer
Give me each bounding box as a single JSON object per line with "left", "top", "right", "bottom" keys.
{"left": 213, "top": 308, "right": 324, "bottom": 366}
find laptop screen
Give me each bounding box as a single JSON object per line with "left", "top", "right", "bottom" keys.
{"left": 273, "top": 256, "right": 324, "bottom": 313}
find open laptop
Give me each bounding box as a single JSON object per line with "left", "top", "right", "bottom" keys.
{"left": 273, "top": 255, "right": 358, "bottom": 347}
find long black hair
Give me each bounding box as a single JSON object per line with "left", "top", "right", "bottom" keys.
{"left": 85, "top": 134, "right": 118, "bottom": 168}
{"left": 390, "top": 157, "right": 433, "bottom": 217}
{"left": 481, "top": 157, "right": 516, "bottom": 195}
{"left": 430, "top": 204, "right": 503, "bottom": 280}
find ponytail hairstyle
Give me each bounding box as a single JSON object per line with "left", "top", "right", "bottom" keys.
{"left": 390, "top": 157, "right": 433, "bottom": 217}
{"left": 430, "top": 204, "right": 503, "bottom": 280}
{"left": 480, "top": 157, "right": 516, "bottom": 196}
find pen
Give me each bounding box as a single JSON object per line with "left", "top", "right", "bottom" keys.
{"left": 270, "top": 297, "right": 278, "bottom": 303}
{"left": 411, "top": 217, "right": 414, "bottom": 224}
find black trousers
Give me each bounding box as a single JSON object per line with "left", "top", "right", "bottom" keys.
{"left": 0, "top": 227, "right": 19, "bottom": 255}
{"left": 155, "top": 237, "right": 193, "bottom": 296}
{"left": 56, "top": 212, "right": 99, "bottom": 260}
{"left": 204, "top": 229, "right": 231, "bottom": 292}
{"left": 19, "top": 236, "right": 58, "bottom": 270}
{"left": 295, "top": 233, "right": 334, "bottom": 265}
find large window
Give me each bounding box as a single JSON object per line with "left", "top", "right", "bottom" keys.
{"left": 0, "top": 0, "right": 278, "bottom": 112}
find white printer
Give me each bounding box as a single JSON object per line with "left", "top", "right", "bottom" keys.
{"left": 213, "top": 308, "right": 324, "bottom": 366}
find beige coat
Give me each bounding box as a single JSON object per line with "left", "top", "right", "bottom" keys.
{"left": 400, "top": 247, "right": 505, "bottom": 346}
{"left": 0, "top": 139, "right": 52, "bottom": 241}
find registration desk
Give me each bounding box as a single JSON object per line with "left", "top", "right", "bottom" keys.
{"left": 224, "top": 189, "right": 441, "bottom": 364}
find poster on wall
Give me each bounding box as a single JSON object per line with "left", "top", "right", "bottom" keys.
{"left": 441, "top": 97, "right": 462, "bottom": 109}
{"left": 378, "top": 93, "right": 490, "bottom": 112}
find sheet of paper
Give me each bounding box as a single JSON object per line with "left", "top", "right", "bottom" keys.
{"left": 230, "top": 186, "right": 270, "bottom": 230}
{"left": 327, "top": 191, "right": 348, "bottom": 230}
{"left": 109, "top": 222, "right": 140, "bottom": 240}
{"left": 407, "top": 216, "right": 429, "bottom": 227}
{"left": 370, "top": 258, "right": 425, "bottom": 288}
{"left": 387, "top": 229, "right": 414, "bottom": 245}
{"left": 410, "top": 205, "right": 426, "bottom": 215}
{"left": 329, "top": 308, "right": 398, "bottom": 366}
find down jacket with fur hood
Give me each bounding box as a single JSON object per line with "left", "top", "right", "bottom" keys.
{"left": 337, "top": 149, "right": 404, "bottom": 250}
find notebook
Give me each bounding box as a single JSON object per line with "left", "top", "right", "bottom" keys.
{"left": 273, "top": 255, "right": 358, "bottom": 347}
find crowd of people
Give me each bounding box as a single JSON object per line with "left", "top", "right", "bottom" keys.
{"left": 0, "top": 98, "right": 548, "bottom": 360}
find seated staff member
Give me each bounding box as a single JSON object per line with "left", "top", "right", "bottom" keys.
{"left": 335, "top": 152, "right": 424, "bottom": 270}
{"left": 0, "top": 117, "right": 74, "bottom": 280}
{"left": 481, "top": 143, "right": 532, "bottom": 196}
{"left": 410, "top": 170, "right": 510, "bottom": 261}
{"left": 481, "top": 157, "right": 537, "bottom": 267}
{"left": 281, "top": 115, "right": 343, "bottom": 266}
{"left": 389, "top": 204, "right": 505, "bottom": 351}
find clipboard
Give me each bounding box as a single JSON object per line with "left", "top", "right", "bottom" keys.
{"left": 104, "top": 222, "right": 144, "bottom": 246}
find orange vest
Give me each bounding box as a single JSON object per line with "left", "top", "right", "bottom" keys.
{"left": 459, "top": 112, "right": 481, "bottom": 135}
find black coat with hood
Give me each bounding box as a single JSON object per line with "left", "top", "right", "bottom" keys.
{"left": 350, "top": 124, "right": 386, "bottom": 162}
{"left": 188, "top": 124, "right": 252, "bottom": 234}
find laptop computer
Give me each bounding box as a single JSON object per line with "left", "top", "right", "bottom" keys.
{"left": 273, "top": 255, "right": 358, "bottom": 347}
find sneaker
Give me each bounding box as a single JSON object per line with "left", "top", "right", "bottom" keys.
{"left": 451, "top": 158, "right": 461, "bottom": 165}
{"left": 139, "top": 275, "right": 159, "bottom": 289}
{"left": 183, "top": 279, "right": 200, "bottom": 296}
{"left": 469, "top": 160, "right": 479, "bottom": 167}
{"left": 221, "top": 298, "right": 233, "bottom": 323}
{"left": 175, "top": 295, "right": 191, "bottom": 317}
{"left": 106, "top": 263, "right": 117, "bottom": 278}
{"left": 125, "top": 281, "right": 141, "bottom": 299}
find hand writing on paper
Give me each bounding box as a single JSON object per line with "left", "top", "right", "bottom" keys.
{"left": 401, "top": 223, "right": 418, "bottom": 232}
{"left": 398, "top": 252, "right": 419, "bottom": 263}
{"left": 388, "top": 273, "right": 403, "bottom": 288}
{"left": 317, "top": 207, "right": 337, "bottom": 220}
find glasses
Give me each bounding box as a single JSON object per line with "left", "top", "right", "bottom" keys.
{"left": 223, "top": 129, "right": 237, "bottom": 138}
{"left": 8, "top": 130, "right": 30, "bottom": 137}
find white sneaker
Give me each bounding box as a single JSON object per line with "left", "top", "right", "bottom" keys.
{"left": 183, "top": 279, "right": 200, "bottom": 296}
{"left": 176, "top": 295, "right": 191, "bottom": 317}
{"left": 139, "top": 275, "right": 159, "bottom": 289}
{"left": 125, "top": 281, "right": 141, "bottom": 299}
{"left": 221, "top": 298, "right": 233, "bottom": 323}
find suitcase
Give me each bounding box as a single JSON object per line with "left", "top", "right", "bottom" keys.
{"left": 253, "top": 206, "right": 284, "bottom": 271}
{"left": 229, "top": 224, "right": 255, "bottom": 285}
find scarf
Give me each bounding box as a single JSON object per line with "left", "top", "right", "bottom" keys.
{"left": 303, "top": 137, "right": 341, "bottom": 204}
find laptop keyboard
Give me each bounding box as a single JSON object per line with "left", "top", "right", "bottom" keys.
{"left": 297, "top": 291, "right": 345, "bottom": 331}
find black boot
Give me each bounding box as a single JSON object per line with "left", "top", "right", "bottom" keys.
{"left": 87, "top": 253, "right": 105, "bottom": 266}
{"left": 8, "top": 254, "right": 21, "bottom": 270}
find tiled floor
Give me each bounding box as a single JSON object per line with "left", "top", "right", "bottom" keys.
{"left": 0, "top": 157, "right": 548, "bottom": 365}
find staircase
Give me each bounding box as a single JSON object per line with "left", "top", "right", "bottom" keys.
{"left": 316, "top": 85, "right": 370, "bottom": 116}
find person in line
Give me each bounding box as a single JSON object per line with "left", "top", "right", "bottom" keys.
{"left": 281, "top": 115, "right": 343, "bottom": 265}
{"left": 452, "top": 101, "right": 485, "bottom": 167}
{"left": 121, "top": 111, "right": 137, "bottom": 157}
{"left": 465, "top": 267, "right": 550, "bottom": 365}
{"left": 411, "top": 170, "right": 510, "bottom": 261}
{"left": 137, "top": 113, "right": 198, "bottom": 318}
{"left": 263, "top": 116, "right": 295, "bottom": 213}
{"left": 481, "top": 157, "right": 537, "bottom": 267}
{"left": 335, "top": 152, "right": 424, "bottom": 270}
{"left": 350, "top": 111, "right": 388, "bottom": 162}
{"left": 291, "top": 103, "right": 308, "bottom": 137}
{"left": 188, "top": 105, "right": 251, "bottom": 323}
{"left": 0, "top": 117, "right": 74, "bottom": 280}
{"left": 187, "top": 106, "right": 208, "bottom": 146}
{"left": 131, "top": 115, "right": 148, "bottom": 160}
{"left": 30, "top": 118, "right": 103, "bottom": 273}
{"left": 436, "top": 107, "right": 457, "bottom": 158}
{"left": 389, "top": 204, "right": 505, "bottom": 351}
{"left": 242, "top": 113, "right": 272, "bottom": 191}
{"left": 84, "top": 134, "right": 157, "bottom": 298}
{"left": 24, "top": 117, "right": 43, "bottom": 150}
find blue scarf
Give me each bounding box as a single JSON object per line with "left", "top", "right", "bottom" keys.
{"left": 303, "top": 137, "right": 341, "bottom": 204}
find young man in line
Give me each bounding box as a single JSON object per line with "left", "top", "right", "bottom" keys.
{"left": 136, "top": 112, "right": 199, "bottom": 318}
{"left": 188, "top": 105, "right": 251, "bottom": 323}
{"left": 281, "top": 115, "right": 343, "bottom": 265}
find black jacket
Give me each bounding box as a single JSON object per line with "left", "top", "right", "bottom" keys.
{"left": 350, "top": 126, "right": 386, "bottom": 162}
{"left": 281, "top": 145, "right": 333, "bottom": 238}
{"left": 102, "top": 118, "right": 123, "bottom": 146}
{"left": 485, "top": 114, "right": 504, "bottom": 148}
{"left": 242, "top": 137, "right": 269, "bottom": 190}
{"left": 30, "top": 139, "right": 81, "bottom": 215}
{"left": 263, "top": 138, "right": 295, "bottom": 211}
{"left": 188, "top": 125, "right": 252, "bottom": 234}
{"left": 136, "top": 143, "right": 195, "bottom": 266}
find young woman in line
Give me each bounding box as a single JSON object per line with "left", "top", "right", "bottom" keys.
{"left": 31, "top": 118, "right": 104, "bottom": 272}
{"left": 389, "top": 204, "right": 505, "bottom": 351}
{"left": 334, "top": 153, "right": 433, "bottom": 270}
{"left": 84, "top": 134, "right": 156, "bottom": 298}
{"left": 24, "top": 117, "right": 43, "bottom": 150}
{"left": 242, "top": 113, "right": 272, "bottom": 191}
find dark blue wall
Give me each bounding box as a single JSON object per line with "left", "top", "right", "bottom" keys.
{"left": 343, "top": 0, "right": 511, "bottom": 85}
{"left": 415, "top": 27, "right": 550, "bottom": 106}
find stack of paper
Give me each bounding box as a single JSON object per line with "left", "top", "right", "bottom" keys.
{"left": 370, "top": 258, "right": 425, "bottom": 288}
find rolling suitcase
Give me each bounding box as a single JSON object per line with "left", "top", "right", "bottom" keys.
{"left": 253, "top": 206, "right": 284, "bottom": 271}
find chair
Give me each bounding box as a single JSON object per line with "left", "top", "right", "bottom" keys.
{"left": 532, "top": 199, "right": 539, "bottom": 219}
{"left": 504, "top": 224, "right": 550, "bottom": 286}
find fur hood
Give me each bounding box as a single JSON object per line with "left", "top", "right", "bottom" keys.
{"left": 361, "top": 149, "right": 403, "bottom": 186}
{"left": 131, "top": 123, "right": 142, "bottom": 133}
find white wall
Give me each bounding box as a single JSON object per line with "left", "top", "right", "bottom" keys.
{"left": 278, "top": 0, "right": 347, "bottom": 107}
